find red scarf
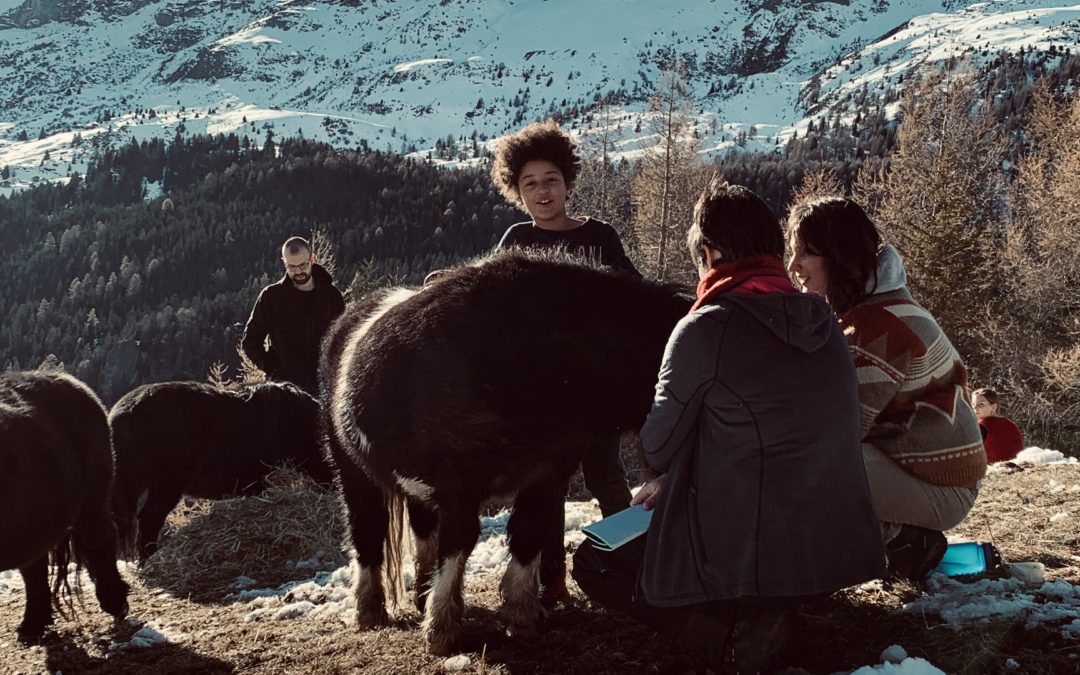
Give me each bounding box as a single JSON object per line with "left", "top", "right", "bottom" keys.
{"left": 690, "top": 255, "right": 795, "bottom": 312}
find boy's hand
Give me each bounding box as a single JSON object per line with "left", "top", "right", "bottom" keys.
{"left": 630, "top": 474, "right": 668, "bottom": 511}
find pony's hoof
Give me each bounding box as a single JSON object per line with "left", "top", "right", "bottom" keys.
{"left": 503, "top": 618, "right": 541, "bottom": 641}
{"left": 108, "top": 599, "right": 130, "bottom": 621}
{"left": 98, "top": 581, "right": 130, "bottom": 619}
{"left": 16, "top": 623, "right": 47, "bottom": 646}
{"left": 426, "top": 629, "right": 459, "bottom": 656}
{"left": 499, "top": 596, "right": 546, "bottom": 641}
{"left": 355, "top": 606, "right": 388, "bottom": 630}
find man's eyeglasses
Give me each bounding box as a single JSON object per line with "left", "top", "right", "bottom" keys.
{"left": 285, "top": 260, "right": 311, "bottom": 273}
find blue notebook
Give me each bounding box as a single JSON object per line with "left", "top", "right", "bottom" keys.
{"left": 581, "top": 504, "right": 654, "bottom": 552}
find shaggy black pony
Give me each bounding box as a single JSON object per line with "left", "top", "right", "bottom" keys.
{"left": 322, "top": 251, "right": 690, "bottom": 654}
{"left": 110, "top": 380, "right": 330, "bottom": 561}
{"left": 0, "top": 371, "right": 129, "bottom": 644}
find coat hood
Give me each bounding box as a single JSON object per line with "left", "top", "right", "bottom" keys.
{"left": 870, "top": 245, "right": 907, "bottom": 295}
{"left": 719, "top": 293, "right": 838, "bottom": 354}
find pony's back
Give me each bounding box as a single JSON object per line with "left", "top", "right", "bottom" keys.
{"left": 329, "top": 251, "right": 690, "bottom": 491}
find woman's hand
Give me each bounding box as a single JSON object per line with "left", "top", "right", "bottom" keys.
{"left": 630, "top": 474, "right": 668, "bottom": 511}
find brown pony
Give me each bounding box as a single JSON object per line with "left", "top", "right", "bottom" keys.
{"left": 0, "top": 371, "right": 129, "bottom": 644}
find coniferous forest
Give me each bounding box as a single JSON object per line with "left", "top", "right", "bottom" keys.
{"left": 0, "top": 123, "right": 885, "bottom": 404}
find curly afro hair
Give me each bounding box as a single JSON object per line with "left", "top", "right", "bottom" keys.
{"left": 490, "top": 120, "right": 580, "bottom": 207}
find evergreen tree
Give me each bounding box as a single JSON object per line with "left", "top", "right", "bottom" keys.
{"left": 855, "top": 72, "right": 1007, "bottom": 376}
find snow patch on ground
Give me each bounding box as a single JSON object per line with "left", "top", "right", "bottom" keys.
{"left": 1015, "top": 446, "right": 1078, "bottom": 465}
{"left": 879, "top": 644, "right": 909, "bottom": 664}
{"left": 443, "top": 654, "right": 472, "bottom": 671}
{"left": 849, "top": 655, "right": 946, "bottom": 674}
{"left": 0, "top": 569, "right": 22, "bottom": 594}
{"left": 906, "top": 572, "right": 1080, "bottom": 640}
{"left": 109, "top": 620, "right": 185, "bottom": 650}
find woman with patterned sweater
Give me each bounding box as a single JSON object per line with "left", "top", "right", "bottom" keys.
{"left": 786, "top": 197, "right": 987, "bottom": 581}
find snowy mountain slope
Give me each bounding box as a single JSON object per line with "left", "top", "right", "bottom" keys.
{"left": 0, "top": 0, "right": 1076, "bottom": 193}
{"left": 801, "top": 0, "right": 1080, "bottom": 127}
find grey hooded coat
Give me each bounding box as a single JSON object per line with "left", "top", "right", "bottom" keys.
{"left": 640, "top": 291, "right": 886, "bottom": 606}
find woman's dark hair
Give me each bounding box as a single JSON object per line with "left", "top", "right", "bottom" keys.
{"left": 686, "top": 178, "right": 783, "bottom": 269}
{"left": 490, "top": 120, "right": 580, "bottom": 207}
{"left": 972, "top": 388, "right": 1000, "bottom": 405}
{"left": 787, "top": 197, "right": 881, "bottom": 315}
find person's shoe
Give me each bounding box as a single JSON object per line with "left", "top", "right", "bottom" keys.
{"left": 676, "top": 609, "right": 736, "bottom": 673}
{"left": 731, "top": 606, "right": 794, "bottom": 674}
{"left": 886, "top": 525, "right": 948, "bottom": 582}
{"left": 538, "top": 558, "right": 569, "bottom": 608}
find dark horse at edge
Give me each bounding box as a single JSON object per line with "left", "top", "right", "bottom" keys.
{"left": 109, "top": 380, "right": 330, "bottom": 561}
{"left": 0, "top": 371, "right": 129, "bottom": 644}
{"left": 321, "top": 251, "right": 690, "bottom": 654}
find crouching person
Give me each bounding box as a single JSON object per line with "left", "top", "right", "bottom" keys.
{"left": 572, "top": 180, "right": 886, "bottom": 673}
{"left": 786, "top": 198, "right": 987, "bottom": 581}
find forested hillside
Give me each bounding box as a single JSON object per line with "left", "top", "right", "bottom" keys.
{"left": 0, "top": 117, "right": 887, "bottom": 403}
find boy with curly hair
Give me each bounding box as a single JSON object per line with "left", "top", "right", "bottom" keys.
{"left": 491, "top": 120, "right": 638, "bottom": 607}
{"left": 492, "top": 119, "right": 639, "bottom": 275}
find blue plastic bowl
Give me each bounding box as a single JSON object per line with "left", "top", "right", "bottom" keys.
{"left": 934, "top": 541, "right": 988, "bottom": 576}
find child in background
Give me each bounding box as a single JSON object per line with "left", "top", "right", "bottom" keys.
{"left": 973, "top": 387, "right": 1024, "bottom": 463}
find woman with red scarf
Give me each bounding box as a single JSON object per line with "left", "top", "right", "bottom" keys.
{"left": 572, "top": 180, "right": 885, "bottom": 673}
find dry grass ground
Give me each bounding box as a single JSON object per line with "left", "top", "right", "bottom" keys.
{"left": 2, "top": 464, "right": 1078, "bottom": 674}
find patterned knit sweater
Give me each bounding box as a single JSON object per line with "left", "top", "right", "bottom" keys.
{"left": 841, "top": 249, "right": 986, "bottom": 488}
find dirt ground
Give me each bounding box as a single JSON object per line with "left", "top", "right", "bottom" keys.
{"left": 2, "top": 463, "right": 1078, "bottom": 674}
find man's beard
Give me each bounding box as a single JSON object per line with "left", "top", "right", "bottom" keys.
{"left": 290, "top": 273, "right": 310, "bottom": 286}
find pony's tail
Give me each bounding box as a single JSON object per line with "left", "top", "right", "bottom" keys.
{"left": 48, "top": 533, "right": 82, "bottom": 619}
{"left": 108, "top": 415, "right": 142, "bottom": 560}
{"left": 381, "top": 487, "right": 409, "bottom": 616}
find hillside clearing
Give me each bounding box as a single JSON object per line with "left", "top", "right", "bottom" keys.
{"left": 1, "top": 462, "right": 1078, "bottom": 674}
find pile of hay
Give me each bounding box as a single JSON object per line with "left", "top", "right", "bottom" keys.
{"left": 139, "top": 468, "right": 348, "bottom": 599}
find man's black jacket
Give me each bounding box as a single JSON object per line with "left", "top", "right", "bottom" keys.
{"left": 241, "top": 264, "right": 345, "bottom": 395}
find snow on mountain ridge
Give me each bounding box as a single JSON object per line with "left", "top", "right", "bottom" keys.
{"left": 810, "top": 0, "right": 1080, "bottom": 117}
{"left": 0, "top": 0, "right": 1076, "bottom": 194}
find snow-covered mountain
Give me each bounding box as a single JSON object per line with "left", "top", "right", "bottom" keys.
{"left": 1, "top": 0, "right": 1077, "bottom": 193}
